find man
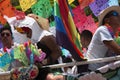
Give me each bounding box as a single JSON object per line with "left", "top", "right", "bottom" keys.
{"left": 0, "top": 25, "right": 13, "bottom": 49}
{"left": 80, "top": 30, "right": 93, "bottom": 57}
{"left": 86, "top": 6, "right": 120, "bottom": 71}
{"left": 0, "top": 25, "right": 24, "bottom": 70}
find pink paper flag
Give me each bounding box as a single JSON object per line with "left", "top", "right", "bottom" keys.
{"left": 77, "top": 15, "right": 97, "bottom": 33}
{"left": 72, "top": 6, "right": 87, "bottom": 26}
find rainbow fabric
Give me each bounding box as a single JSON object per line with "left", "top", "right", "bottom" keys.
{"left": 54, "top": 0, "right": 84, "bottom": 61}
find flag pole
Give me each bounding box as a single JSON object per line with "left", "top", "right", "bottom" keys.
{"left": 43, "top": 55, "right": 120, "bottom": 69}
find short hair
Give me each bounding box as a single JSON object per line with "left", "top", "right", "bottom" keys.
{"left": 80, "top": 30, "right": 93, "bottom": 39}
{"left": 35, "top": 67, "right": 51, "bottom": 80}
{"left": 0, "top": 25, "right": 12, "bottom": 36}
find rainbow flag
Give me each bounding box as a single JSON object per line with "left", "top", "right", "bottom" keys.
{"left": 54, "top": 0, "right": 84, "bottom": 61}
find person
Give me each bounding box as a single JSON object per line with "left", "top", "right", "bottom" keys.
{"left": 80, "top": 30, "right": 93, "bottom": 57}
{"left": 86, "top": 6, "right": 120, "bottom": 71}
{"left": 0, "top": 25, "right": 23, "bottom": 71}
{"left": 0, "top": 25, "right": 14, "bottom": 49}
{"left": 36, "top": 67, "right": 65, "bottom": 80}
{"left": 27, "top": 14, "right": 62, "bottom": 65}
{"left": 61, "top": 56, "right": 78, "bottom": 75}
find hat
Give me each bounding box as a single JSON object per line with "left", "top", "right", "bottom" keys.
{"left": 98, "top": 6, "right": 120, "bottom": 26}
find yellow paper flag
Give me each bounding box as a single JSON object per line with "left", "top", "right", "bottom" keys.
{"left": 68, "top": 0, "right": 74, "bottom": 4}
{"left": 19, "top": 0, "right": 37, "bottom": 11}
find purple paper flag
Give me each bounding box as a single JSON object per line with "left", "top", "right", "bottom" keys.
{"left": 89, "top": 0, "right": 109, "bottom": 16}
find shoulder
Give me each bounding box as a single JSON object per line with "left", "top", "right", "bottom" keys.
{"left": 95, "top": 26, "right": 108, "bottom": 34}
{"left": 97, "top": 26, "right": 107, "bottom": 31}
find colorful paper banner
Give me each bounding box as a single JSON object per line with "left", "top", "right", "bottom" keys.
{"left": 31, "top": 0, "right": 52, "bottom": 18}
{"left": 0, "top": 0, "right": 15, "bottom": 24}
{"left": 19, "top": 0, "right": 37, "bottom": 11}
{"left": 108, "top": 0, "right": 119, "bottom": 6}
{"left": 72, "top": 6, "right": 97, "bottom": 33}
{"left": 78, "top": 0, "right": 94, "bottom": 9}
{"left": 89, "top": 0, "right": 109, "bottom": 16}
{"left": 72, "top": 6, "right": 87, "bottom": 27}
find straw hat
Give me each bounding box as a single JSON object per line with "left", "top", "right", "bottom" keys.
{"left": 98, "top": 6, "right": 120, "bottom": 26}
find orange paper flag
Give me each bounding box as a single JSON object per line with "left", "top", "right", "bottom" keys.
{"left": 0, "top": 13, "right": 6, "bottom": 24}
{"left": 0, "top": 0, "right": 15, "bottom": 17}
{"left": 78, "top": 0, "right": 94, "bottom": 9}
{"left": 0, "top": 0, "right": 15, "bottom": 24}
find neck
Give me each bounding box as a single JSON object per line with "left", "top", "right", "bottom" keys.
{"left": 105, "top": 24, "right": 119, "bottom": 38}
{"left": 110, "top": 25, "right": 118, "bottom": 32}
{"left": 3, "top": 42, "right": 13, "bottom": 49}
{"left": 106, "top": 24, "right": 118, "bottom": 32}
{"left": 3, "top": 45, "right": 11, "bottom": 49}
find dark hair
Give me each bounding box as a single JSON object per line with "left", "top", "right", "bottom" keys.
{"left": 102, "top": 11, "right": 119, "bottom": 25}
{"left": 0, "top": 26, "right": 12, "bottom": 36}
{"left": 80, "top": 30, "right": 93, "bottom": 39}
{"left": 62, "top": 56, "right": 72, "bottom": 63}
{"left": 35, "top": 67, "right": 51, "bottom": 80}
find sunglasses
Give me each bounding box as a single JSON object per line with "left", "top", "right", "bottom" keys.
{"left": 110, "top": 11, "right": 119, "bottom": 16}
{"left": 105, "top": 11, "right": 119, "bottom": 18}
{"left": 1, "top": 32, "right": 11, "bottom": 37}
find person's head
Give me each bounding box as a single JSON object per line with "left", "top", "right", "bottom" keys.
{"left": 80, "top": 30, "right": 93, "bottom": 48}
{"left": 35, "top": 67, "right": 51, "bottom": 80}
{"left": 0, "top": 25, "right": 13, "bottom": 48}
{"left": 98, "top": 6, "right": 120, "bottom": 28}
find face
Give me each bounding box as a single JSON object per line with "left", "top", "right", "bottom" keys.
{"left": 105, "top": 11, "right": 120, "bottom": 27}
{"left": 109, "top": 15, "right": 120, "bottom": 27}
{"left": 0, "top": 30, "right": 13, "bottom": 48}
{"left": 80, "top": 37, "right": 91, "bottom": 48}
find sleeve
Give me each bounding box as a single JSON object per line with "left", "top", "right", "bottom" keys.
{"left": 99, "top": 26, "right": 114, "bottom": 42}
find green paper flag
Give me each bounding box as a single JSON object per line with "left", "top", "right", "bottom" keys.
{"left": 31, "top": 0, "right": 52, "bottom": 18}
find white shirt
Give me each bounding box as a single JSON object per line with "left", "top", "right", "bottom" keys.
{"left": 86, "top": 26, "right": 113, "bottom": 71}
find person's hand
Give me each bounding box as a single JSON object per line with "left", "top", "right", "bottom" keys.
{"left": 41, "top": 58, "right": 48, "bottom": 65}
{"left": 35, "top": 58, "right": 48, "bottom": 67}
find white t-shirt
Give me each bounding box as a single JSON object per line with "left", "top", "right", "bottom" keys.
{"left": 4, "top": 16, "right": 52, "bottom": 44}
{"left": 86, "top": 26, "right": 113, "bottom": 71}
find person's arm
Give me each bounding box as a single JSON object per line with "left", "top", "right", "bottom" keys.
{"left": 103, "top": 40, "right": 120, "bottom": 54}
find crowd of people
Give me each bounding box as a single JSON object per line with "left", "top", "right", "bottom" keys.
{"left": 0, "top": 5, "right": 120, "bottom": 80}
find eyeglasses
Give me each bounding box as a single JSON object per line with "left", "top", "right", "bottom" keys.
{"left": 105, "top": 11, "right": 119, "bottom": 18}
{"left": 1, "top": 32, "right": 11, "bottom": 37}
{"left": 111, "top": 11, "right": 119, "bottom": 16}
